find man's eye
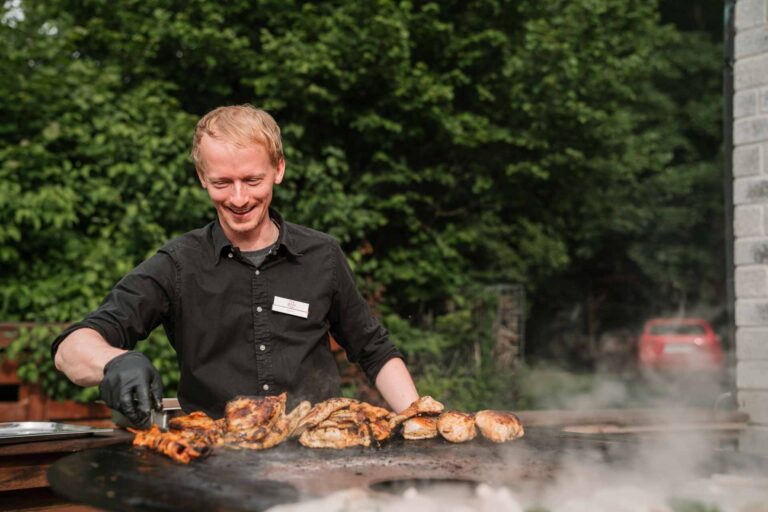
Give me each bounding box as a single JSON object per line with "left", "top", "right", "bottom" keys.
{"left": 212, "top": 182, "right": 229, "bottom": 188}
{"left": 246, "top": 179, "right": 262, "bottom": 186}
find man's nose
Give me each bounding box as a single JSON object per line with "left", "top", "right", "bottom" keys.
{"left": 230, "top": 182, "right": 248, "bottom": 207}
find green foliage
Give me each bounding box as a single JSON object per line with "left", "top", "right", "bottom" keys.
{"left": 0, "top": 0, "right": 723, "bottom": 405}
{"left": 0, "top": 324, "right": 178, "bottom": 402}
{"left": 383, "top": 287, "right": 519, "bottom": 410}
{"left": 0, "top": 325, "right": 98, "bottom": 402}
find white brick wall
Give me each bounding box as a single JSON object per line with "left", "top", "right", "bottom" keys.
{"left": 736, "top": 327, "right": 768, "bottom": 358}
{"left": 733, "top": 144, "right": 761, "bottom": 177}
{"left": 734, "top": 0, "right": 768, "bottom": 456}
{"left": 736, "top": 266, "right": 768, "bottom": 295}
{"left": 738, "top": 390, "right": 768, "bottom": 423}
{"left": 737, "top": 0, "right": 766, "bottom": 29}
{"left": 734, "top": 205, "right": 765, "bottom": 236}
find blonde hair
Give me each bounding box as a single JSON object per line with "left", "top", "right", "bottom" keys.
{"left": 191, "top": 105, "right": 283, "bottom": 171}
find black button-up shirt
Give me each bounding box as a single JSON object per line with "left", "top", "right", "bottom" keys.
{"left": 51, "top": 210, "right": 401, "bottom": 418}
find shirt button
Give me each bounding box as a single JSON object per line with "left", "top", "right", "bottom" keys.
{"left": 227, "top": 253, "right": 233, "bottom": 258}
{"left": 257, "top": 306, "right": 263, "bottom": 313}
{"left": 255, "top": 270, "right": 260, "bottom": 275}
{"left": 259, "top": 344, "right": 266, "bottom": 351}
{"left": 262, "top": 384, "right": 270, "bottom": 391}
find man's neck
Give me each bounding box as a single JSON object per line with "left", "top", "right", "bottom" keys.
{"left": 224, "top": 217, "right": 278, "bottom": 252}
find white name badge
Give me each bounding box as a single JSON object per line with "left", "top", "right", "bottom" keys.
{"left": 272, "top": 296, "right": 309, "bottom": 319}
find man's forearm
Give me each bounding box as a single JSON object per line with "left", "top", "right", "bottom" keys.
{"left": 375, "top": 357, "right": 419, "bottom": 413}
{"left": 54, "top": 328, "right": 127, "bottom": 387}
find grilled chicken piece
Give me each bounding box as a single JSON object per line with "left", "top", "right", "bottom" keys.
{"left": 366, "top": 416, "right": 392, "bottom": 442}
{"left": 129, "top": 425, "right": 210, "bottom": 464}
{"left": 224, "top": 392, "right": 286, "bottom": 442}
{"left": 350, "top": 402, "right": 393, "bottom": 441}
{"left": 402, "top": 416, "right": 438, "bottom": 440}
{"left": 437, "top": 411, "right": 477, "bottom": 443}
{"left": 168, "top": 411, "right": 224, "bottom": 445}
{"left": 299, "top": 425, "right": 371, "bottom": 449}
{"left": 311, "top": 405, "right": 392, "bottom": 442}
{"left": 286, "top": 400, "right": 312, "bottom": 438}
{"left": 292, "top": 397, "right": 360, "bottom": 437}
{"left": 226, "top": 416, "right": 290, "bottom": 450}
{"left": 389, "top": 396, "right": 444, "bottom": 429}
{"left": 352, "top": 402, "right": 392, "bottom": 420}
{"left": 474, "top": 410, "right": 524, "bottom": 442}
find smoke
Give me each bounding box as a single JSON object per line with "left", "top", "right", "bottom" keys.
{"left": 268, "top": 432, "right": 768, "bottom": 512}
{"left": 267, "top": 316, "right": 761, "bottom": 512}
{"left": 266, "top": 390, "right": 767, "bottom": 512}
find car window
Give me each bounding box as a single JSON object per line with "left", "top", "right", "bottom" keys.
{"left": 648, "top": 324, "right": 706, "bottom": 335}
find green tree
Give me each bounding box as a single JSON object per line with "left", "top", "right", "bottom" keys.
{"left": 0, "top": 0, "right": 724, "bottom": 401}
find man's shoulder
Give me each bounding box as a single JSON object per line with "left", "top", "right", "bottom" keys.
{"left": 284, "top": 221, "right": 340, "bottom": 253}
{"left": 158, "top": 222, "right": 216, "bottom": 255}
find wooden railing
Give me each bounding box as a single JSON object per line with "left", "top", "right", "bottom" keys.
{"left": 0, "top": 323, "right": 110, "bottom": 423}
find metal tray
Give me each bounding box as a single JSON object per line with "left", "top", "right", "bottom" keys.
{"left": 0, "top": 421, "right": 114, "bottom": 444}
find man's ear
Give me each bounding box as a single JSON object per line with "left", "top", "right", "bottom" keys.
{"left": 274, "top": 158, "right": 286, "bottom": 185}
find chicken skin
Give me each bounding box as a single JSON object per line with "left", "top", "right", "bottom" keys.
{"left": 224, "top": 392, "right": 286, "bottom": 442}
{"left": 402, "top": 416, "right": 438, "bottom": 440}
{"left": 437, "top": 411, "right": 477, "bottom": 443}
{"left": 286, "top": 400, "right": 312, "bottom": 438}
{"left": 389, "top": 396, "right": 445, "bottom": 429}
{"left": 298, "top": 424, "right": 372, "bottom": 448}
{"left": 292, "top": 397, "right": 359, "bottom": 437}
{"left": 168, "top": 411, "right": 225, "bottom": 446}
{"left": 474, "top": 410, "right": 524, "bottom": 442}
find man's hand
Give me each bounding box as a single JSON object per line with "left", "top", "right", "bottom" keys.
{"left": 99, "top": 351, "right": 163, "bottom": 429}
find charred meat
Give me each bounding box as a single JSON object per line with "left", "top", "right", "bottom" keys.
{"left": 168, "top": 411, "right": 225, "bottom": 446}
{"left": 129, "top": 425, "right": 211, "bottom": 464}
{"left": 224, "top": 392, "right": 287, "bottom": 443}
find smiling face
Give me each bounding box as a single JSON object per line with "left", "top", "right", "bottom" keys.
{"left": 197, "top": 134, "right": 285, "bottom": 249}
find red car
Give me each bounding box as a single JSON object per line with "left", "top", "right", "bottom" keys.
{"left": 638, "top": 318, "right": 723, "bottom": 372}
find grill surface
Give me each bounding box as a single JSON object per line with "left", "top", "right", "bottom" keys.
{"left": 47, "top": 428, "right": 633, "bottom": 512}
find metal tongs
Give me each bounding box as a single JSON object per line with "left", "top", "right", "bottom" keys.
{"left": 150, "top": 398, "right": 182, "bottom": 430}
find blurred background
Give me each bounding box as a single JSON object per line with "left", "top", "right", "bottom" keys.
{"left": 0, "top": 0, "right": 729, "bottom": 415}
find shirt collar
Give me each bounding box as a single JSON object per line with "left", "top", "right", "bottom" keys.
{"left": 213, "top": 208, "right": 302, "bottom": 264}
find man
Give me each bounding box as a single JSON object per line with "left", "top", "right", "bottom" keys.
{"left": 52, "top": 105, "right": 419, "bottom": 428}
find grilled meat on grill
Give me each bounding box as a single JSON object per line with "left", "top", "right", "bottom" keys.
{"left": 129, "top": 392, "right": 525, "bottom": 464}
{"left": 437, "top": 411, "right": 477, "bottom": 443}
{"left": 389, "top": 396, "right": 444, "bottom": 429}
{"left": 292, "top": 397, "right": 359, "bottom": 436}
{"left": 129, "top": 425, "right": 211, "bottom": 464}
{"left": 351, "top": 402, "right": 393, "bottom": 442}
{"left": 298, "top": 424, "right": 372, "bottom": 449}
{"left": 227, "top": 416, "right": 290, "bottom": 450}
{"left": 168, "top": 411, "right": 225, "bottom": 446}
{"left": 295, "top": 398, "right": 394, "bottom": 446}
{"left": 474, "top": 410, "right": 524, "bottom": 443}
{"left": 402, "top": 416, "right": 438, "bottom": 440}
{"left": 224, "top": 392, "right": 287, "bottom": 443}
{"left": 286, "top": 400, "right": 312, "bottom": 438}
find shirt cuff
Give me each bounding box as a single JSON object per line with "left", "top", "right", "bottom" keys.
{"left": 50, "top": 320, "right": 125, "bottom": 361}
{"left": 363, "top": 349, "right": 404, "bottom": 386}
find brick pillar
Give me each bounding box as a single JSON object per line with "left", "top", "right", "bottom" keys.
{"left": 734, "top": 0, "right": 768, "bottom": 455}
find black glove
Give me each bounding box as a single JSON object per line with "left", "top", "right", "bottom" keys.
{"left": 99, "top": 351, "right": 163, "bottom": 429}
